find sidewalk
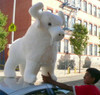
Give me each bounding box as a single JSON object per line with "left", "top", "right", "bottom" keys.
{"left": 54, "top": 69, "right": 86, "bottom": 77}
{"left": 0, "top": 69, "right": 86, "bottom": 83}
{"left": 0, "top": 68, "right": 86, "bottom": 75}
{"left": 0, "top": 69, "right": 86, "bottom": 77}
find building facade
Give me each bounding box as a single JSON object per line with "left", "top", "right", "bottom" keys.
{"left": 56, "top": 0, "right": 100, "bottom": 69}
{"left": 0, "top": 0, "right": 100, "bottom": 69}
{"left": 0, "top": 0, "right": 32, "bottom": 60}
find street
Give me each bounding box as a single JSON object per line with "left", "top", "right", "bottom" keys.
{"left": 57, "top": 74, "right": 100, "bottom": 89}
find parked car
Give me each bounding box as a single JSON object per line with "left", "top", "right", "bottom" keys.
{"left": 0, "top": 76, "right": 72, "bottom": 95}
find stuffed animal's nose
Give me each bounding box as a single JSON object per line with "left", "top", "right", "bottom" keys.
{"left": 59, "top": 34, "right": 64, "bottom": 37}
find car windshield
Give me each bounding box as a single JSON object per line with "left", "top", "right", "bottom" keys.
{"left": 0, "top": 90, "right": 8, "bottom": 95}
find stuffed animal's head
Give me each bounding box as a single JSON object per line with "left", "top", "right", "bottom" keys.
{"left": 29, "top": 2, "right": 65, "bottom": 42}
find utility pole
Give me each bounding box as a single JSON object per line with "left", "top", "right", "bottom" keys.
{"left": 12, "top": 0, "right": 16, "bottom": 43}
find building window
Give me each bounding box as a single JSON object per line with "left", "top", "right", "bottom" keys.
{"left": 64, "top": 0, "right": 70, "bottom": 3}
{"left": 94, "top": 45, "right": 97, "bottom": 56}
{"left": 89, "top": 44, "right": 93, "bottom": 55}
{"left": 83, "top": 1, "right": 87, "bottom": 12}
{"left": 64, "top": 0, "right": 68, "bottom": 2}
{"left": 93, "top": 6, "right": 97, "bottom": 16}
{"left": 84, "top": 22, "right": 87, "bottom": 28}
{"left": 88, "top": 4, "right": 92, "bottom": 15}
{"left": 99, "top": 47, "right": 100, "bottom": 56}
{"left": 71, "top": 0, "right": 75, "bottom": 6}
{"left": 60, "top": 0, "right": 64, "bottom": 2}
{"left": 70, "top": 17, "right": 75, "bottom": 28}
{"left": 94, "top": 25, "right": 97, "bottom": 36}
{"left": 78, "top": 19, "right": 82, "bottom": 24}
{"left": 71, "top": 45, "right": 74, "bottom": 53}
{"left": 98, "top": 9, "right": 100, "bottom": 18}
{"left": 57, "top": 42, "right": 61, "bottom": 52}
{"left": 84, "top": 46, "right": 87, "bottom": 55}
{"left": 89, "top": 24, "right": 92, "bottom": 35}
{"left": 64, "top": 39, "right": 69, "bottom": 53}
{"left": 65, "top": 15, "right": 69, "bottom": 28}
{"left": 77, "top": 0, "right": 81, "bottom": 8}
{"left": 99, "top": 27, "right": 100, "bottom": 37}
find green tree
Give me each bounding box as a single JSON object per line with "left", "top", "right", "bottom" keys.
{"left": 70, "top": 23, "right": 88, "bottom": 73}
{"left": 0, "top": 11, "right": 8, "bottom": 52}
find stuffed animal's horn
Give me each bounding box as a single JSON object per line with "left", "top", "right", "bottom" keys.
{"left": 29, "top": 2, "right": 43, "bottom": 19}
{"left": 58, "top": 11, "right": 65, "bottom": 26}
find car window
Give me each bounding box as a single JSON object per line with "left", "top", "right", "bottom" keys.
{"left": 25, "top": 89, "right": 48, "bottom": 95}
{"left": 51, "top": 88, "right": 73, "bottom": 95}
{"left": 0, "top": 90, "right": 8, "bottom": 95}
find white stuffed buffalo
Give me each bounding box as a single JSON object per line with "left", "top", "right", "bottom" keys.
{"left": 4, "top": 2, "right": 65, "bottom": 83}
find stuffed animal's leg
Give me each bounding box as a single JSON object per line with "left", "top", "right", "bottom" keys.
{"left": 24, "top": 60, "right": 40, "bottom": 83}
{"left": 41, "top": 64, "right": 57, "bottom": 81}
{"left": 19, "top": 64, "right": 25, "bottom": 76}
{"left": 4, "top": 58, "right": 17, "bottom": 77}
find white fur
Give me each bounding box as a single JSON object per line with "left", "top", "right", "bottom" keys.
{"left": 4, "top": 2, "right": 65, "bottom": 83}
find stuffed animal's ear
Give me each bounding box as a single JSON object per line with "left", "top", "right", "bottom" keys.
{"left": 29, "top": 2, "right": 43, "bottom": 19}
{"left": 58, "top": 11, "right": 65, "bottom": 26}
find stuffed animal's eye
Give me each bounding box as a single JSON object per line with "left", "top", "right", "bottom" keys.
{"left": 48, "top": 22, "right": 52, "bottom": 26}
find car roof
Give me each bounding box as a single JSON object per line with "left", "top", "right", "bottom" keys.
{"left": 0, "top": 76, "right": 52, "bottom": 95}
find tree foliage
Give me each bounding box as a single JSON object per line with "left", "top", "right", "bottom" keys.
{"left": 70, "top": 23, "right": 88, "bottom": 72}
{"left": 0, "top": 11, "right": 8, "bottom": 52}
{"left": 70, "top": 23, "right": 88, "bottom": 55}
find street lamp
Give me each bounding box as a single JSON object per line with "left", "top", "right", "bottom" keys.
{"left": 59, "top": 2, "right": 81, "bottom": 10}
{"left": 59, "top": 2, "right": 81, "bottom": 31}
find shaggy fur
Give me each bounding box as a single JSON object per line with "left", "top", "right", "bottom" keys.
{"left": 4, "top": 2, "right": 65, "bottom": 83}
